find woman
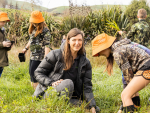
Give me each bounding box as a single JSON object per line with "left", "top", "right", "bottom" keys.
{"left": 33, "top": 28, "right": 100, "bottom": 113}
{"left": 22, "top": 11, "right": 51, "bottom": 89}
{"left": 92, "top": 33, "right": 150, "bottom": 113}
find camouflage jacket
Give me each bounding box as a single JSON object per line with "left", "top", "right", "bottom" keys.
{"left": 121, "top": 19, "right": 150, "bottom": 47}
{"left": 111, "top": 38, "right": 150, "bottom": 84}
{"left": 30, "top": 27, "right": 51, "bottom": 61}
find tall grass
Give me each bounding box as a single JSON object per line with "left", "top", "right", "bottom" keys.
{"left": 0, "top": 45, "right": 150, "bottom": 112}
{"left": 0, "top": 6, "right": 130, "bottom": 47}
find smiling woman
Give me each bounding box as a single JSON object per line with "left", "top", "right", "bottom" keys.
{"left": 33, "top": 28, "right": 100, "bottom": 113}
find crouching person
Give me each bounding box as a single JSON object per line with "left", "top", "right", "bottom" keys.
{"left": 33, "top": 28, "right": 100, "bottom": 113}
{"left": 92, "top": 33, "right": 150, "bottom": 113}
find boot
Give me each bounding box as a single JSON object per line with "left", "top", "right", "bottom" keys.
{"left": 123, "top": 105, "right": 137, "bottom": 113}
{"left": 117, "top": 103, "right": 123, "bottom": 113}
{"left": 132, "top": 96, "right": 140, "bottom": 109}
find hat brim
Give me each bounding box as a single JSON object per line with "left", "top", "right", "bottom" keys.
{"left": 29, "top": 17, "right": 45, "bottom": 23}
{"left": 92, "top": 35, "right": 116, "bottom": 57}
{"left": 0, "top": 17, "right": 10, "bottom": 22}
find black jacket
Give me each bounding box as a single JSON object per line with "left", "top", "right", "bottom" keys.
{"left": 33, "top": 48, "right": 96, "bottom": 108}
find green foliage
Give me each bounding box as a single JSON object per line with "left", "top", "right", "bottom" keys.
{"left": 125, "top": 0, "right": 150, "bottom": 25}
{"left": 0, "top": 6, "right": 130, "bottom": 47}
{"left": 61, "top": 6, "right": 129, "bottom": 39}
{"left": 42, "top": 12, "right": 61, "bottom": 47}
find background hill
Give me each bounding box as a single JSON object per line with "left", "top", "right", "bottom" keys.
{"left": 2, "top": 0, "right": 48, "bottom": 11}
{"left": 0, "top": 0, "right": 127, "bottom": 13}
{"left": 47, "top": 5, "right": 127, "bottom": 13}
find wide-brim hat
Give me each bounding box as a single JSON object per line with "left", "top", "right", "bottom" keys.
{"left": 0, "top": 12, "right": 10, "bottom": 22}
{"left": 92, "top": 33, "right": 116, "bottom": 57}
{"left": 29, "top": 11, "right": 45, "bottom": 23}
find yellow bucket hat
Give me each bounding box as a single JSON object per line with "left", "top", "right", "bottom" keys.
{"left": 92, "top": 33, "right": 116, "bottom": 57}
{"left": 0, "top": 12, "right": 10, "bottom": 22}
{"left": 29, "top": 11, "right": 45, "bottom": 23}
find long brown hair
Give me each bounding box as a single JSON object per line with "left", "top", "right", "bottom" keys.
{"left": 63, "top": 28, "right": 85, "bottom": 70}
{"left": 101, "top": 46, "right": 114, "bottom": 76}
{"left": 29, "top": 22, "right": 48, "bottom": 37}
{"left": 106, "top": 53, "right": 114, "bottom": 75}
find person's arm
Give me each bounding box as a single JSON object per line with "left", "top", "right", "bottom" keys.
{"left": 113, "top": 51, "right": 134, "bottom": 84}
{"left": 22, "top": 41, "right": 30, "bottom": 54}
{"left": 34, "top": 50, "right": 57, "bottom": 86}
{"left": 121, "top": 25, "right": 136, "bottom": 40}
{"left": 83, "top": 60, "right": 96, "bottom": 111}
{"left": 0, "top": 34, "right": 11, "bottom": 49}
{"left": 0, "top": 41, "right": 11, "bottom": 48}
{"left": 45, "top": 47, "right": 50, "bottom": 57}
{"left": 44, "top": 30, "right": 53, "bottom": 51}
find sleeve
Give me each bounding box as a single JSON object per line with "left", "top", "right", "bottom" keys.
{"left": 121, "top": 25, "right": 136, "bottom": 40}
{"left": 113, "top": 51, "right": 134, "bottom": 84}
{"left": 83, "top": 60, "right": 96, "bottom": 108}
{"left": 143, "top": 28, "right": 150, "bottom": 46}
{"left": 0, "top": 42, "right": 3, "bottom": 48}
{"left": 43, "top": 30, "right": 52, "bottom": 49}
{"left": 34, "top": 50, "right": 57, "bottom": 86}
{"left": 0, "top": 30, "right": 6, "bottom": 48}
{"left": 0, "top": 37, "right": 11, "bottom": 50}
{"left": 5, "top": 38, "right": 11, "bottom": 51}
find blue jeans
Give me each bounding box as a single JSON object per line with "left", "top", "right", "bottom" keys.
{"left": 0, "top": 67, "right": 3, "bottom": 77}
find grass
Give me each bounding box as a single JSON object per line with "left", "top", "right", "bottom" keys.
{"left": 0, "top": 44, "right": 150, "bottom": 112}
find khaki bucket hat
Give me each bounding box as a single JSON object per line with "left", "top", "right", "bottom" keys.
{"left": 0, "top": 12, "right": 10, "bottom": 22}
{"left": 92, "top": 33, "right": 116, "bottom": 57}
{"left": 29, "top": 11, "right": 45, "bottom": 23}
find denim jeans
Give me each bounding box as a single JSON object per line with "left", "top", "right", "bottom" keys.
{"left": 0, "top": 67, "right": 4, "bottom": 77}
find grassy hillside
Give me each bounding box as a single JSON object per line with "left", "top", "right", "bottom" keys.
{"left": 48, "top": 5, "right": 127, "bottom": 14}
{"left": 91, "top": 5, "right": 127, "bottom": 11}
{"left": 6, "top": 0, "right": 48, "bottom": 11}
{"left": 2, "top": 0, "right": 127, "bottom": 13}
{"left": 0, "top": 44, "right": 150, "bottom": 112}
{"left": 49, "top": 6, "right": 69, "bottom": 13}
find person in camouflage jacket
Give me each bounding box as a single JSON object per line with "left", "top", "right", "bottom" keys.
{"left": 92, "top": 33, "right": 150, "bottom": 113}
{"left": 119, "top": 8, "right": 150, "bottom": 47}
{"left": 22, "top": 11, "right": 51, "bottom": 90}
{"left": 118, "top": 9, "right": 150, "bottom": 112}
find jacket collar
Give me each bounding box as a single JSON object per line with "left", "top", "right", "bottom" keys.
{"left": 139, "top": 19, "right": 146, "bottom": 22}
{"left": 111, "top": 38, "right": 131, "bottom": 51}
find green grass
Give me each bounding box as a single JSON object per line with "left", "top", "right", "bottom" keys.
{"left": 0, "top": 45, "right": 150, "bottom": 112}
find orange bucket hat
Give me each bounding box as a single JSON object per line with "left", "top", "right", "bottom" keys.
{"left": 0, "top": 12, "right": 10, "bottom": 22}
{"left": 29, "top": 11, "right": 45, "bottom": 23}
{"left": 92, "top": 33, "right": 116, "bottom": 57}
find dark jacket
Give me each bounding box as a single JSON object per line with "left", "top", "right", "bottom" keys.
{"left": 0, "top": 29, "right": 10, "bottom": 67}
{"left": 33, "top": 49, "right": 96, "bottom": 108}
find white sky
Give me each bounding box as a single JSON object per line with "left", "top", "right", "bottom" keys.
{"left": 17, "top": 0, "right": 133, "bottom": 9}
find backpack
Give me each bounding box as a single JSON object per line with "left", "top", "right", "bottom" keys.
{"left": 131, "top": 42, "right": 150, "bottom": 55}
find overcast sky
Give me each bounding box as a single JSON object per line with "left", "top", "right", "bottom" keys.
{"left": 17, "top": 0, "right": 133, "bottom": 9}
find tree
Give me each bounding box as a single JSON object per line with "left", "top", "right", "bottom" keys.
{"left": 125, "top": 0, "right": 150, "bottom": 25}
{"left": 0, "top": 0, "right": 8, "bottom": 8}
{"left": 9, "top": 1, "right": 13, "bottom": 9}
{"left": 27, "top": 0, "right": 42, "bottom": 11}
{"left": 15, "top": 2, "right": 19, "bottom": 9}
